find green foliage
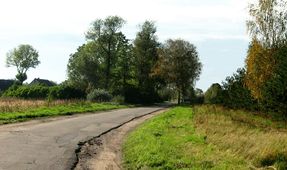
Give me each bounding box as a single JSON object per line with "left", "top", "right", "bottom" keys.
{"left": 3, "top": 85, "right": 49, "bottom": 99}
{"left": 260, "top": 45, "right": 287, "bottom": 116}
{"left": 133, "top": 21, "right": 161, "bottom": 103}
{"left": 204, "top": 83, "right": 223, "bottom": 104}
{"left": 6, "top": 44, "right": 40, "bottom": 84}
{"left": 49, "top": 85, "right": 86, "bottom": 100}
{"left": 123, "top": 84, "right": 161, "bottom": 104}
{"left": 221, "top": 68, "right": 257, "bottom": 110}
{"left": 157, "top": 87, "right": 176, "bottom": 102}
{"left": 15, "top": 73, "right": 27, "bottom": 84}
{"left": 3, "top": 84, "right": 86, "bottom": 100}
{"left": 87, "top": 89, "right": 112, "bottom": 102}
{"left": 152, "top": 39, "right": 202, "bottom": 104}
{"left": 86, "top": 16, "right": 126, "bottom": 90}
{"left": 67, "top": 42, "right": 103, "bottom": 92}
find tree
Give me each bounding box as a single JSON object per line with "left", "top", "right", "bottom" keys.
{"left": 245, "top": 39, "right": 276, "bottom": 99}
{"left": 204, "top": 83, "right": 223, "bottom": 104}
{"left": 113, "top": 34, "right": 135, "bottom": 96}
{"left": 152, "top": 39, "right": 202, "bottom": 104}
{"left": 86, "top": 16, "right": 126, "bottom": 90}
{"left": 6, "top": 44, "right": 40, "bottom": 84}
{"left": 247, "top": 0, "right": 287, "bottom": 47}
{"left": 133, "top": 21, "right": 161, "bottom": 103}
{"left": 261, "top": 44, "right": 287, "bottom": 115}
{"left": 67, "top": 42, "right": 103, "bottom": 92}
{"left": 222, "top": 68, "right": 256, "bottom": 110}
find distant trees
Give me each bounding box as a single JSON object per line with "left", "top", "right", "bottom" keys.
{"left": 6, "top": 44, "right": 40, "bottom": 84}
{"left": 152, "top": 39, "right": 202, "bottom": 104}
{"left": 67, "top": 17, "right": 202, "bottom": 104}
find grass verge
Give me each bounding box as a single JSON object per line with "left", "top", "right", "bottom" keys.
{"left": 123, "top": 106, "right": 287, "bottom": 170}
{"left": 0, "top": 101, "right": 128, "bottom": 124}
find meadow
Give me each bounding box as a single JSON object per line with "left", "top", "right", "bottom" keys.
{"left": 123, "top": 106, "right": 287, "bottom": 170}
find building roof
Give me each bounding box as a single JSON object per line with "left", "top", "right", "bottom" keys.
{"left": 0, "top": 79, "right": 15, "bottom": 91}
{"left": 30, "top": 78, "right": 57, "bottom": 87}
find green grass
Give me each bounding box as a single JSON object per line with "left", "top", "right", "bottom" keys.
{"left": 0, "top": 102, "right": 128, "bottom": 124}
{"left": 123, "top": 106, "right": 287, "bottom": 170}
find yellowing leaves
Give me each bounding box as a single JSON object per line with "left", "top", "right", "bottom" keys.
{"left": 245, "top": 39, "right": 276, "bottom": 100}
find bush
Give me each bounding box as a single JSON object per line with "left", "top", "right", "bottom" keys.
{"left": 124, "top": 85, "right": 161, "bottom": 104}
{"left": 112, "top": 95, "right": 125, "bottom": 104}
{"left": 49, "top": 85, "right": 86, "bottom": 100}
{"left": 87, "top": 89, "right": 112, "bottom": 102}
{"left": 221, "top": 68, "right": 257, "bottom": 110}
{"left": 204, "top": 83, "right": 223, "bottom": 104}
{"left": 3, "top": 85, "right": 49, "bottom": 99}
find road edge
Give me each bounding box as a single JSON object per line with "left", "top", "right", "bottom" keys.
{"left": 71, "top": 107, "right": 168, "bottom": 169}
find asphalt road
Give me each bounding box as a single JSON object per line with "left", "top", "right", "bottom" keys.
{"left": 0, "top": 107, "right": 164, "bottom": 170}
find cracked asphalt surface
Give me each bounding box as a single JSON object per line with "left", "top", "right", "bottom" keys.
{"left": 0, "top": 107, "right": 163, "bottom": 170}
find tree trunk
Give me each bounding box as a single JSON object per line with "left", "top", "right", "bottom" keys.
{"left": 178, "top": 90, "right": 181, "bottom": 105}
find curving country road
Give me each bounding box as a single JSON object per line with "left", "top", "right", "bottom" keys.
{"left": 0, "top": 107, "right": 164, "bottom": 170}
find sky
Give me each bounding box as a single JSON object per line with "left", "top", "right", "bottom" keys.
{"left": 0, "top": 0, "right": 251, "bottom": 91}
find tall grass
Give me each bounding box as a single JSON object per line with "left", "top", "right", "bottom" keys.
{"left": 0, "top": 98, "right": 82, "bottom": 113}
{"left": 193, "top": 105, "right": 287, "bottom": 169}
{"left": 123, "top": 106, "right": 287, "bottom": 170}
{"left": 0, "top": 98, "right": 128, "bottom": 124}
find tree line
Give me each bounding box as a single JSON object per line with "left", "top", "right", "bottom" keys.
{"left": 66, "top": 17, "right": 202, "bottom": 104}
{"left": 204, "top": 0, "right": 287, "bottom": 117}
{"left": 4, "top": 17, "right": 202, "bottom": 104}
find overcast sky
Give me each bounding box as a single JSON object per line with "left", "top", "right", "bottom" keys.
{"left": 0, "top": 0, "right": 251, "bottom": 91}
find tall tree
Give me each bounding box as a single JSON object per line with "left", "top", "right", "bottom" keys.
{"left": 86, "top": 16, "right": 126, "bottom": 90}
{"left": 247, "top": 0, "right": 287, "bottom": 47}
{"left": 113, "top": 33, "right": 135, "bottom": 95}
{"left": 246, "top": 0, "right": 287, "bottom": 99}
{"left": 133, "top": 21, "right": 160, "bottom": 102}
{"left": 245, "top": 39, "right": 276, "bottom": 99}
{"left": 67, "top": 42, "right": 103, "bottom": 92}
{"left": 6, "top": 44, "right": 40, "bottom": 84}
{"left": 152, "top": 39, "right": 202, "bottom": 104}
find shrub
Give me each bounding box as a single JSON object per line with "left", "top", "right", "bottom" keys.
{"left": 49, "top": 85, "right": 86, "bottom": 100}
{"left": 124, "top": 85, "right": 161, "bottom": 104}
{"left": 3, "top": 85, "right": 49, "bottom": 99}
{"left": 221, "top": 68, "right": 257, "bottom": 110}
{"left": 87, "top": 89, "right": 112, "bottom": 102}
{"left": 204, "top": 83, "right": 223, "bottom": 104}
{"left": 112, "top": 95, "right": 125, "bottom": 104}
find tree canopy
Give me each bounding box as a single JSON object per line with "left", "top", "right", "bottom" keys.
{"left": 6, "top": 44, "right": 40, "bottom": 84}
{"left": 152, "top": 39, "right": 202, "bottom": 104}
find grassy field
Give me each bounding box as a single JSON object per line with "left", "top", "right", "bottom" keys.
{"left": 0, "top": 99, "right": 128, "bottom": 124}
{"left": 123, "top": 106, "right": 287, "bottom": 170}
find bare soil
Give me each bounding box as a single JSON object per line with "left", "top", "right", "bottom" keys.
{"left": 74, "top": 109, "right": 167, "bottom": 170}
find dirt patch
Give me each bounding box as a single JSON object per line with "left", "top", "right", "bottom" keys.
{"left": 74, "top": 109, "right": 167, "bottom": 170}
